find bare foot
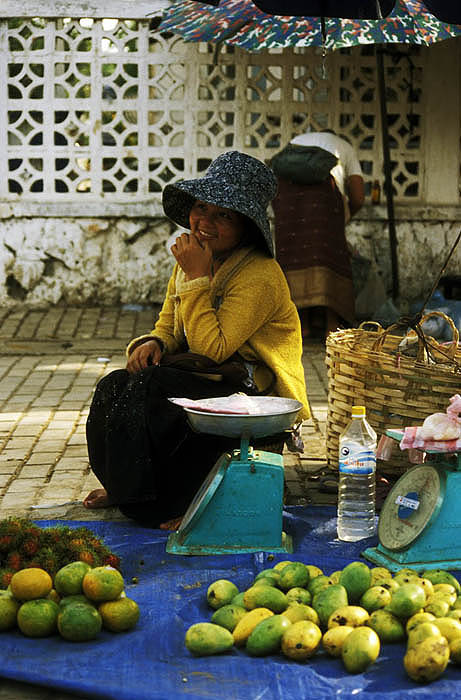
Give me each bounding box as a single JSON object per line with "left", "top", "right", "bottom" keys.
{"left": 159, "top": 516, "right": 183, "bottom": 531}
{"left": 83, "top": 488, "right": 112, "bottom": 509}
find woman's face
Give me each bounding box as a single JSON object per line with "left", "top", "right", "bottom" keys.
{"left": 189, "top": 201, "right": 245, "bottom": 256}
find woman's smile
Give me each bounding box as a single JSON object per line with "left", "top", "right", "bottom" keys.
{"left": 198, "top": 229, "right": 217, "bottom": 240}
{"left": 189, "top": 201, "right": 245, "bottom": 254}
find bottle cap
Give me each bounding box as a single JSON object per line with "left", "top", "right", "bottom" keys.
{"left": 351, "top": 405, "right": 366, "bottom": 417}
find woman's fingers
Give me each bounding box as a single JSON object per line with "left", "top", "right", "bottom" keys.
{"left": 127, "top": 340, "right": 162, "bottom": 373}
{"left": 172, "top": 233, "right": 212, "bottom": 279}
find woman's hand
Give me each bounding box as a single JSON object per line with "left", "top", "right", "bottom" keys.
{"left": 171, "top": 232, "right": 212, "bottom": 280}
{"left": 126, "top": 339, "right": 163, "bottom": 374}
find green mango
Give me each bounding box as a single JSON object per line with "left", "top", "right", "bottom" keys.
{"left": 278, "top": 562, "right": 309, "bottom": 591}
{"left": 308, "top": 574, "right": 333, "bottom": 597}
{"left": 360, "top": 586, "right": 391, "bottom": 613}
{"left": 0, "top": 595, "right": 19, "bottom": 631}
{"left": 341, "top": 626, "right": 380, "bottom": 673}
{"left": 450, "top": 638, "right": 461, "bottom": 665}
{"left": 370, "top": 567, "right": 392, "bottom": 585}
{"left": 404, "top": 636, "right": 449, "bottom": 682}
{"left": 286, "top": 587, "right": 312, "bottom": 606}
{"left": 407, "top": 623, "right": 444, "bottom": 655}
{"left": 272, "top": 560, "right": 294, "bottom": 571}
{"left": 406, "top": 611, "right": 436, "bottom": 634}
{"left": 185, "top": 622, "right": 234, "bottom": 656}
{"left": 305, "top": 564, "right": 323, "bottom": 579}
{"left": 246, "top": 614, "right": 292, "bottom": 656}
{"left": 386, "top": 582, "right": 426, "bottom": 619}
{"left": 206, "top": 579, "right": 239, "bottom": 610}
{"left": 425, "top": 598, "right": 450, "bottom": 618}
{"left": 280, "top": 620, "right": 322, "bottom": 661}
{"left": 231, "top": 592, "right": 246, "bottom": 607}
{"left": 367, "top": 609, "right": 406, "bottom": 643}
{"left": 243, "top": 585, "right": 288, "bottom": 613}
{"left": 395, "top": 568, "right": 420, "bottom": 578}
{"left": 339, "top": 562, "right": 371, "bottom": 604}
{"left": 328, "top": 605, "right": 369, "bottom": 629}
{"left": 422, "top": 570, "right": 461, "bottom": 594}
{"left": 393, "top": 573, "right": 419, "bottom": 587}
{"left": 254, "top": 569, "right": 281, "bottom": 587}
{"left": 253, "top": 576, "right": 279, "bottom": 588}
{"left": 282, "top": 603, "right": 319, "bottom": 625}
{"left": 312, "top": 584, "right": 348, "bottom": 629}
{"left": 322, "top": 626, "right": 354, "bottom": 657}
{"left": 433, "top": 617, "right": 461, "bottom": 645}
{"left": 374, "top": 577, "right": 400, "bottom": 593}
{"left": 211, "top": 604, "right": 247, "bottom": 632}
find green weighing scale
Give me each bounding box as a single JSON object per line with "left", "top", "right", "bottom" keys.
{"left": 166, "top": 396, "right": 303, "bottom": 556}
{"left": 364, "top": 429, "right": 461, "bottom": 572}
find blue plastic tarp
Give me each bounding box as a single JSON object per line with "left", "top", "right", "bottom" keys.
{"left": 1, "top": 506, "right": 461, "bottom": 700}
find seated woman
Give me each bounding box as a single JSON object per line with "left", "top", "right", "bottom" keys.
{"left": 83, "top": 151, "right": 310, "bottom": 528}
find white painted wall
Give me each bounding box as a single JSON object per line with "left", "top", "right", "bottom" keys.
{"left": 0, "top": 216, "right": 176, "bottom": 307}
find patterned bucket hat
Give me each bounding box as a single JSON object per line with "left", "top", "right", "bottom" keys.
{"left": 162, "top": 151, "right": 278, "bottom": 257}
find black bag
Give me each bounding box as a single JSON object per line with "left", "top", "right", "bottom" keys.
{"left": 271, "top": 144, "right": 338, "bottom": 185}
{"left": 159, "top": 352, "right": 276, "bottom": 395}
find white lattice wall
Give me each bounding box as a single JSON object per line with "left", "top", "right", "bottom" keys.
{"left": 1, "top": 14, "right": 431, "bottom": 213}
{"left": 0, "top": 4, "right": 460, "bottom": 308}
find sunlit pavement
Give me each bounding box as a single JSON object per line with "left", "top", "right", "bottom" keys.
{"left": 0, "top": 306, "right": 333, "bottom": 522}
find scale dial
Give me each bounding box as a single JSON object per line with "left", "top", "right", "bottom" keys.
{"left": 378, "top": 464, "right": 445, "bottom": 552}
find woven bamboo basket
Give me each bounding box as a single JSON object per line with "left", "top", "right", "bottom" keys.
{"left": 325, "top": 311, "right": 461, "bottom": 477}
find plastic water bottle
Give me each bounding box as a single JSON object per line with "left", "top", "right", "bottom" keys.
{"left": 337, "top": 405, "right": 377, "bottom": 542}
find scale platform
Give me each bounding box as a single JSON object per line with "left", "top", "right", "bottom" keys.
{"left": 364, "top": 429, "right": 461, "bottom": 572}
{"left": 166, "top": 396, "right": 302, "bottom": 556}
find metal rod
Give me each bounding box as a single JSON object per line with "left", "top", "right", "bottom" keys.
{"left": 376, "top": 46, "right": 399, "bottom": 300}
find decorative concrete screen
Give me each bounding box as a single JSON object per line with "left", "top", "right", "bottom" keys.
{"left": 1, "top": 14, "right": 425, "bottom": 216}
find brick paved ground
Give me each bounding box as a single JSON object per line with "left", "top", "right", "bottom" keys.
{"left": 0, "top": 305, "right": 334, "bottom": 700}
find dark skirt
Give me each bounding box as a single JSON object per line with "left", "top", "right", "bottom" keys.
{"left": 86, "top": 366, "right": 251, "bottom": 527}
{"left": 273, "top": 176, "right": 355, "bottom": 325}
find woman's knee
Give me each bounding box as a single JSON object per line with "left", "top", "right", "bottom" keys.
{"left": 95, "top": 368, "right": 129, "bottom": 393}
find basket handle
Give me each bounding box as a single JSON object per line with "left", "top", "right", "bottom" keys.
{"left": 372, "top": 310, "right": 459, "bottom": 363}
{"left": 371, "top": 321, "right": 404, "bottom": 353}
{"left": 412, "top": 310, "right": 459, "bottom": 362}
{"left": 358, "top": 321, "right": 383, "bottom": 332}
{"left": 372, "top": 311, "right": 459, "bottom": 364}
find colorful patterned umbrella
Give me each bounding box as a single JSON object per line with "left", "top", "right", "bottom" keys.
{"left": 158, "top": 0, "right": 461, "bottom": 51}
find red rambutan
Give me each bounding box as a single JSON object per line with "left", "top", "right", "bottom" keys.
{"left": 22, "top": 538, "right": 39, "bottom": 556}
{"left": 7, "top": 551, "right": 22, "bottom": 571}
{"left": 0, "top": 535, "right": 14, "bottom": 552}
{"left": 78, "top": 550, "right": 95, "bottom": 566}
{"left": 0, "top": 570, "right": 14, "bottom": 588}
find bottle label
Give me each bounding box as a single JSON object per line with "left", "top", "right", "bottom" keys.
{"left": 339, "top": 445, "right": 376, "bottom": 474}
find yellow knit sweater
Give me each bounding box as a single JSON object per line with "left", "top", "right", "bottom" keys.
{"left": 127, "top": 246, "right": 310, "bottom": 420}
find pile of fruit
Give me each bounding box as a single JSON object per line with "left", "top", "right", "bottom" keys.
{"left": 184, "top": 559, "right": 461, "bottom": 682}
{"left": 0, "top": 517, "right": 121, "bottom": 588}
{"left": 0, "top": 561, "right": 139, "bottom": 642}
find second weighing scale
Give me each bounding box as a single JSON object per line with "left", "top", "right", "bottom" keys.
{"left": 166, "top": 396, "right": 303, "bottom": 556}
{"left": 364, "top": 429, "right": 461, "bottom": 571}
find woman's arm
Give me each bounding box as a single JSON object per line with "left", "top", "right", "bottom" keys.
{"left": 125, "top": 266, "right": 181, "bottom": 366}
